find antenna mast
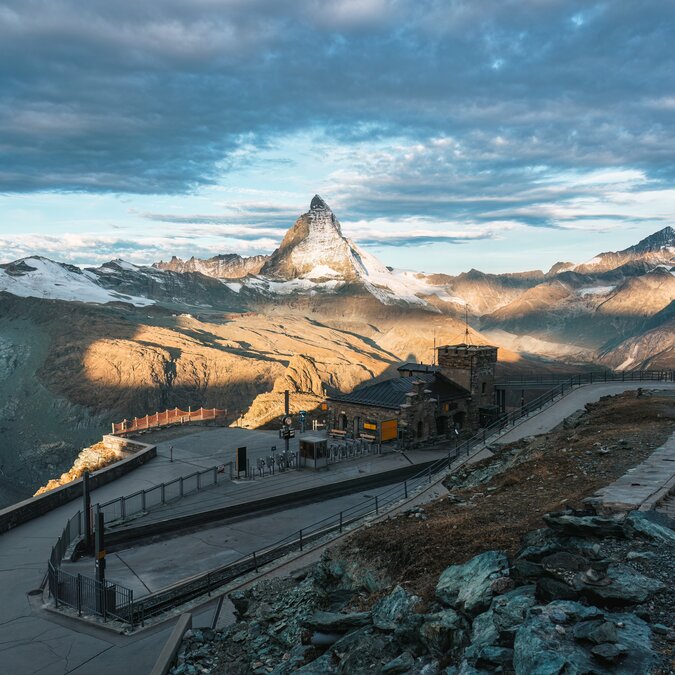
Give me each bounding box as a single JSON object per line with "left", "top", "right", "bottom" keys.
{"left": 464, "top": 305, "right": 472, "bottom": 345}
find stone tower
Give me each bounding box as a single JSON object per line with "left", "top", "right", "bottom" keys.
{"left": 437, "top": 344, "right": 498, "bottom": 426}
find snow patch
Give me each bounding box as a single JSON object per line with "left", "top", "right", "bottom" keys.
{"left": 390, "top": 269, "right": 467, "bottom": 305}
{"left": 224, "top": 282, "right": 243, "bottom": 293}
{"left": 0, "top": 257, "right": 154, "bottom": 306}
{"left": 578, "top": 285, "right": 616, "bottom": 296}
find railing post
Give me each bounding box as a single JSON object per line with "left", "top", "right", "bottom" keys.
{"left": 339, "top": 512, "right": 343, "bottom": 533}
{"left": 299, "top": 530, "right": 303, "bottom": 551}
{"left": 129, "top": 590, "right": 134, "bottom": 630}
{"left": 54, "top": 569, "right": 59, "bottom": 608}
{"left": 120, "top": 496, "right": 126, "bottom": 521}
{"left": 141, "top": 490, "right": 146, "bottom": 512}
{"left": 179, "top": 477, "right": 184, "bottom": 498}
{"left": 161, "top": 483, "right": 165, "bottom": 505}
{"left": 77, "top": 574, "right": 82, "bottom": 616}
{"left": 404, "top": 480, "right": 408, "bottom": 499}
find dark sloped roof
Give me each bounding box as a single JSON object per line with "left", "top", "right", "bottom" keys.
{"left": 397, "top": 362, "right": 440, "bottom": 374}
{"left": 328, "top": 373, "right": 469, "bottom": 409}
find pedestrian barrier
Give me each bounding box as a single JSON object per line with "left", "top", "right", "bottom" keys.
{"left": 111, "top": 407, "right": 227, "bottom": 435}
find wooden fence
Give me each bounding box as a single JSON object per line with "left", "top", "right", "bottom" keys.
{"left": 111, "top": 407, "right": 227, "bottom": 436}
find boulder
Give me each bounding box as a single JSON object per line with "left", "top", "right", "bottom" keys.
{"left": 536, "top": 577, "right": 579, "bottom": 603}
{"left": 419, "top": 609, "right": 468, "bottom": 657}
{"left": 436, "top": 551, "right": 510, "bottom": 616}
{"left": 372, "top": 585, "right": 421, "bottom": 631}
{"left": 229, "top": 589, "right": 251, "bottom": 617}
{"left": 623, "top": 511, "right": 675, "bottom": 544}
{"left": 573, "top": 620, "right": 618, "bottom": 644}
{"left": 382, "top": 651, "right": 415, "bottom": 674}
{"left": 466, "top": 585, "right": 536, "bottom": 658}
{"left": 329, "top": 627, "right": 399, "bottom": 674}
{"left": 543, "top": 511, "right": 625, "bottom": 538}
{"left": 540, "top": 550, "right": 589, "bottom": 572}
{"left": 294, "top": 653, "right": 338, "bottom": 674}
{"left": 591, "top": 642, "right": 628, "bottom": 664}
{"left": 576, "top": 564, "right": 665, "bottom": 606}
{"left": 303, "top": 611, "right": 371, "bottom": 633}
{"left": 513, "top": 601, "right": 655, "bottom": 675}
{"left": 474, "top": 645, "right": 514, "bottom": 669}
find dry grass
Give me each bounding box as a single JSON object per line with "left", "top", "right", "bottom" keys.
{"left": 343, "top": 392, "right": 675, "bottom": 599}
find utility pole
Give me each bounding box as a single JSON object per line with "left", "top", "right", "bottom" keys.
{"left": 284, "top": 389, "right": 290, "bottom": 456}
{"left": 82, "top": 470, "right": 91, "bottom": 553}
{"left": 95, "top": 511, "right": 106, "bottom": 614}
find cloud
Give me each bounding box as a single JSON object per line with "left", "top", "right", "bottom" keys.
{"left": 1, "top": 0, "right": 674, "bottom": 198}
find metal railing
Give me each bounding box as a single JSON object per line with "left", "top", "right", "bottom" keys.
{"left": 97, "top": 464, "right": 225, "bottom": 526}
{"left": 496, "top": 369, "right": 674, "bottom": 387}
{"left": 48, "top": 369, "right": 674, "bottom": 627}
{"left": 47, "top": 508, "right": 137, "bottom": 626}
{"left": 130, "top": 448, "right": 457, "bottom": 624}
{"left": 111, "top": 406, "right": 227, "bottom": 435}
{"left": 49, "top": 564, "right": 134, "bottom": 625}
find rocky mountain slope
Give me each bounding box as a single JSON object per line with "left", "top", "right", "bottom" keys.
{"left": 571, "top": 226, "right": 675, "bottom": 274}
{"left": 154, "top": 253, "right": 268, "bottom": 278}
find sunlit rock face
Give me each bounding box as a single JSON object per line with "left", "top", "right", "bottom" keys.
{"left": 261, "top": 195, "right": 363, "bottom": 281}
{"left": 154, "top": 253, "right": 268, "bottom": 279}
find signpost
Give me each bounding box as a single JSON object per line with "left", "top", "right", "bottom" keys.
{"left": 236, "top": 446, "right": 247, "bottom": 478}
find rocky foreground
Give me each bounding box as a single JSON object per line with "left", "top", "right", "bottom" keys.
{"left": 171, "top": 393, "right": 675, "bottom": 674}
{"left": 172, "top": 510, "right": 674, "bottom": 674}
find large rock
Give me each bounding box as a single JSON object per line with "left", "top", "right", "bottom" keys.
{"left": 436, "top": 551, "right": 510, "bottom": 616}
{"left": 381, "top": 651, "right": 414, "bottom": 674}
{"left": 513, "top": 601, "right": 655, "bottom": 674}
{"left": 303, "top": 611, "right": 372, "bottom": 633}
{"left": 372, "top": 585, "right": 421, "bottom": 631}
{"left": 623, "top": 511, "right": 675, "bottom": 544}
{"left": 543, "top": 512, "right": 626, "bottom": 538}
{"left": 329, "top": 627, "right": 399, "bottom": 674}
{"left": 419, "top": 609, "right": 468, "bottom": 657}
{"left": 466, "top": 585, "right": 536, "bottom": 659}
{"left": 576, "top": 564, "right": 665, "bottom": 605}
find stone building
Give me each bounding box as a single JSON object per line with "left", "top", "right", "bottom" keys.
{"left": 326, "top": 343, "right": 498, "bottom": 443}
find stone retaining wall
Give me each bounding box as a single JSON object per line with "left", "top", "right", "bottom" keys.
{"left": 0, "top": 439, "right": 156, "bottom": 535}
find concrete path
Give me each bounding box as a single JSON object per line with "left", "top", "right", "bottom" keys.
{"left": 496, "top": 382, "right": 675, "bottom": 444}
{"left": 1, "top": 382, "right": 673, "bottom": 674}
{"left": 589, "top": 431, "right": 675, "bottom": 512}
{"left": 0, "top": 428, "right": 444, "bottom": 675}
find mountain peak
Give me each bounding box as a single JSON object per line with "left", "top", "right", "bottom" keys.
{"left": 627, "top": 226, "right": 675, "bottom": 253}
{"left": 260, "top": 195, "right": 349, "bottom": 279}
{"left": 310, "top": 194, "right": 330, "bottom": 211}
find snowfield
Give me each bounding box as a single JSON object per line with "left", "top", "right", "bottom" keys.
{"left": 0, "top": 257, "right": 154, "bottom": 306}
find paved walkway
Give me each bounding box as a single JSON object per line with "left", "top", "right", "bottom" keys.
{"left": 1, "top": 382, "right": 673, "bottom": 674}
{"left": 0, "top": 428, "right": 446, "bottom": 675}
{"left": 588, "top": 431, "right": 675, "bottom": 513}
{"left": 496, "top": 382, "right": 675, "bottom": 444}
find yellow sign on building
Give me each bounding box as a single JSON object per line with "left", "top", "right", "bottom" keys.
{"left": 380, "top": 419, "right": 398, "bottom": 441}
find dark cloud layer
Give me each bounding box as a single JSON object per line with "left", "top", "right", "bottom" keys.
{"left": 1, "top": 0, "right": 674, "bottom": 229}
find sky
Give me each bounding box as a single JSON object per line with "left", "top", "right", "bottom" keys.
{"left": 1, "top": 0, "right": 674, "bottom": 275}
